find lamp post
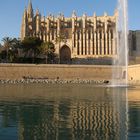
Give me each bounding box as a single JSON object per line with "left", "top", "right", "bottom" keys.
{"left": 6, "top": 47, "right": 12, "bottom": 63}
{"left": 59, "top": 41, "right": 61, "bottom": 64}
{"left": 6, "top": 47, "right": 8, "bottom": 63}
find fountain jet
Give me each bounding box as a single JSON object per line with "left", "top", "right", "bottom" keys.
{"left": 112, "top": 0, "right": 128, "bottom": 86}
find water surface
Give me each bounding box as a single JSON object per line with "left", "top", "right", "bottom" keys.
{"left": 0, "top": 84, "right": 140, "bottom": 140}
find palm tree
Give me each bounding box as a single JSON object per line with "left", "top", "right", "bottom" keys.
{"left": 12, "top": 38, "right": 22, "bottom": 58}
{"left": 40, "top": 41, "right": 55, "bottom": 64}
{"left": 12, "top": 38, "right": 22, "bottom": 48}
{"left": 55, "top": 33, "right": 66, "bottom": 63}
{"left": 2, "top": 37, "right": 13, "bottom": 62}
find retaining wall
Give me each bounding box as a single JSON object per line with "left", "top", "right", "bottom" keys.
{"left": 0, "top": 64, "right": 113, "bottom": 80}
{"left": 128, "top": 65, "right": 140, "bottom": 84}
{"left": 0, "top": 64, "right": 139, "bottom": 82}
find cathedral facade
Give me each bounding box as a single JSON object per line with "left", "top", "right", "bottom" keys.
{"left": 21, "top": 0, "right": 118, "bottom": 64}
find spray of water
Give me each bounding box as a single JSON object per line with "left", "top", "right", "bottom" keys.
{"left": 112, "top": 2, "right": 129, "bottom": 139}
{"left": 112, "top": 0, "right": 128, "bottom": 86}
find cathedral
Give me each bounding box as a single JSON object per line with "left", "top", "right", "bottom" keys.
{"left": 21, "top": 0, "right": 118, "bottom": 64}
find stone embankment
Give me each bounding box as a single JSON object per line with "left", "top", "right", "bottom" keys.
{"left": 0, "top": 78, "right": 110, "bottom": 85}
{"left": 0, "top": 64, "right": 112, "bottom": 85}
{"left": 1, "top": 64, "right": 140, "bottom": 85}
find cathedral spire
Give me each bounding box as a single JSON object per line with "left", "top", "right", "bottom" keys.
{"left": 27, "top": 0, "right": 33, "bottom": 18}
{"left": 36, "top": 8, "right": 39, "bottom": 16}
{"left": 28, "top": 0, "right": 32, "bottom": 8}
{"left": 28, "top": 0, "right": 33, "bottom": 10}
{"left": 21, "top": 7, "right": 27, "bottom": 40}
{"left": 72, "top": 10, "right": 77, "bottom": 18}
{"left": 24, "top": 7, "right": 27, "bottom": 14}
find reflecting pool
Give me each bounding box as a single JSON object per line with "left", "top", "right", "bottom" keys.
{"left": 0, "top": 84, "right": 140, "bottom": 140}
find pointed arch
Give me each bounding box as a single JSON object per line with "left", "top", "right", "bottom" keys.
{"left": 60, "top": 45, "right": 71, "bottom": 64}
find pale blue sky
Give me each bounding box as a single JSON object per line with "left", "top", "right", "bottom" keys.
{"left": 0, "top": 0, "right": 139, "bottom": 43}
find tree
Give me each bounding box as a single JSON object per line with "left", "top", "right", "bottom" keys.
{"left": 12, "top": 38, "right": 22, "bottom": 49}
{"left": 10, "top": 38, "right": 22, "bottom": 61}
{"left": 22, "top": 37, "right": 43, "bottom": 63}
{"left": 0, "top": 44, "right": 2, "bottom": 62}
{"left": 40, "top": 41, "right": 55, "bottom": 64}
{"left": 1, "top": 37, "right": 23, "bottom": 63}
{"left": 0, "top": 43, "right": 2, "bottom": 53}
{"left": 2, "top": 37, "right": 13, "bottom": 62}
{"left": 55, "top": 33, "right": 66, "bottom": 63}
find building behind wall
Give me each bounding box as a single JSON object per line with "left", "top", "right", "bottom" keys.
{"left": 21, "top": 0, "right": 118, "bottom": 64}
{"left": 129, "top": 30, "right": 140, "bottom": 64}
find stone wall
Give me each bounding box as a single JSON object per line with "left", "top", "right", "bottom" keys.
{"left": 0, "top": 64, "right": 113, "bottom": 80}
{"left": 1, "top": 64, "right": 140, "bottom": 84}
{"left": 128, "top": 65, "right": 140, "bottom": 80}
{"left": 72, "top": 57, "right": 112, "bottom": 65}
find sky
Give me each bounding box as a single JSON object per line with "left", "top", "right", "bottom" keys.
{"left": 0, "top": 0, "right": 140, "bottom": 44}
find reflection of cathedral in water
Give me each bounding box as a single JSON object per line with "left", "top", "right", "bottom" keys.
{"left": 17, "top": 89, "right": 128, "bottom": 140}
